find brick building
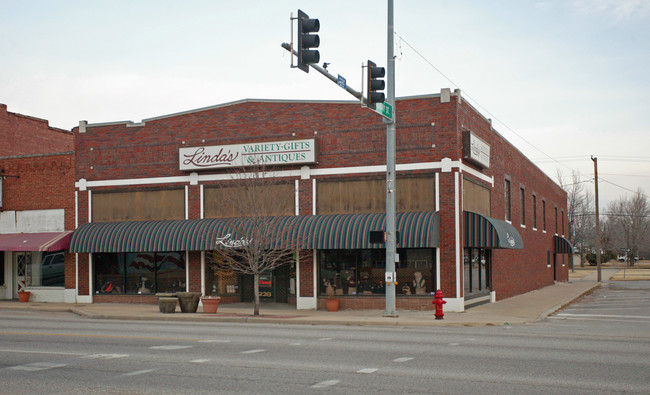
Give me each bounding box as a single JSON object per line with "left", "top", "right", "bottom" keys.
{"left": 0, "top": 104, "right": 76, "bottom": 302}
{"left": 68, "top": 91, "right": 572, "bottom": 311}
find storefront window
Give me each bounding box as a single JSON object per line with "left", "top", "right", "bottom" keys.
{"left": 319, "top": 249, "right": 436, "bottom": 296}
{"left": 464, "top": 248, "right": 491, "bottom": 295}
{"left": 24, "top": 251, "right": 65, "bottom": 287}
{"left": 94, "top": 252, "right": 185, "bottom": 295}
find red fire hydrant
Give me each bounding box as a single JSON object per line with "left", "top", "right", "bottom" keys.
{"left": 433, "top": 289, "right": 446, "bottom": 319}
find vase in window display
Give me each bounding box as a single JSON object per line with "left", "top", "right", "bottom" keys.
{"left": 413, "top": 272, "right": 426, "bottom": 295}
{"left": 137, "top": 276, "right": 152, "bottom": 294}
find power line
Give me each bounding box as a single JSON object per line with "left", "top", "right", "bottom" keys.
{"left": 393, "top": 33, "right": 649, "bottom": 200}
{"left": 394, "top": 32, "right": 577, "bottom": 175}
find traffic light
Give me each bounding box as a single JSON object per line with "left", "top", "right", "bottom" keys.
{"left": 297, "top": 9, "right": 320, "bottom": 73}
{"left": 366, "top": 60, "right": 385, "bottom": 110}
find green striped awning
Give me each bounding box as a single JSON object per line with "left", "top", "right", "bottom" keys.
{"left": 553, "top": 235, "right": 573, "bottom": 254}
{"left": 294, "top": 211, "right": 439, "bottom": 249}
{"left": 464, "top": 211, "right": 524, "bottom": 249}
{"left": 68, "top": 211, "right": 440, "bottom": 253}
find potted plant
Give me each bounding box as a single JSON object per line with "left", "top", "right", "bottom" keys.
{"left": 325, "top": 283, "right": 339, "bottom": 312}
{"left": 201, "top": 295, "right": 222, "bottom": 314}
{"left": 18, "top": 290, "right": 31, "bottom": 303}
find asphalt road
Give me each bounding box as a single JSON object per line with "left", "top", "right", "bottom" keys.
{"left": 0, "top": 282, "right": 648, "bottom": 394}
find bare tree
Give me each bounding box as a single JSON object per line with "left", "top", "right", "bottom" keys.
{"left": 605, "top": 189, "right": 650, "bottom": 266}
{"left": 557, "top": 170, "right": 594, "bottom": 267}
{"left": 210, "top": 159, "right": 299, "bottom": 316}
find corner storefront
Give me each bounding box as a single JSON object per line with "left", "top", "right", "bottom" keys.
{"left": 71, "top": 92, "right": 570, "bottom": 311}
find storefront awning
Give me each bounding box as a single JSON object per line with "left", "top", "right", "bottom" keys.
{"left": 553, "top": 235, "right": 573, "bottom": 254}
{"left": 464, "top": 211, "right": 524, "bottom": 249}
{"left": 68, "top": 211, "right": 440, "bottom": 253}
{"left": 295, "top": 211, "right": 439, "bottom": 249}
{"left": 0, "top": 231, "right": 73, "bottom": 252}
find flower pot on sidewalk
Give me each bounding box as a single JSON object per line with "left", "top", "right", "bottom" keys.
{"left": 201, "top": 296, "right": 221, "bottom": 314}
{"left": 176, "top": 292, "right": 202, "bottom": 313}
{"left": 18, "top": 291, "right": 31, "bottom": 303}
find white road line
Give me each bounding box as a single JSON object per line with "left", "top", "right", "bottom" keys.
{"left": 557, "top": 313, "right": 650, "bottom": 319}
{"left": 83, "top": 354, "right": 129, "bottom": 359}
{"left": 311, "top": 379, "right": 340, "bottom": 388}
{"left": 290, "top": 343, "right": 302, "bottom": 346}
{"left": 240, "top": 349, "right": 266, "bottom": 354}
{"left": 190, "top": 359, "right": 211, "bottom": 363}
{"left": 150, "top": 345, "right": 193, "bottom": 350}
{"left": 449, "top": 343, "right": 460, "bottom": 346}
{"left": 393, "top": 357, "right": 414, "bottom": 363}
{"left": 199, "top": 339, "right": 231, "bottom": 343}
{"left": 10, "top": 362, "right": 67, "bottom": 371}
{"left": 549, "top": 316, "right": 650, "bottom": 323}
{"left": 0, "top": 349, "right": 84, "bottom": 356}
{"left": 318, "top": 337, "right": 333, "bottom": 341}
{"left": 357, "top": 368, "right": 378, "bottom": 374}
{"left": 124, "top": 369, "right": 156, "bottom": 376}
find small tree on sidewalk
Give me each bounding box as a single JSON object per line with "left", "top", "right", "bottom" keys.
{"left": 210, "top": 159, "right": 299, "bottom": 316}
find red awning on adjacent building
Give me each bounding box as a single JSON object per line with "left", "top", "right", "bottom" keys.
{"left": 0, "top": 232, "right": 73, "bottom": 252}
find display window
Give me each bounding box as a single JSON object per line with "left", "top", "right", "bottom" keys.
{"left": 94, "top": 252, "right": 186, "bottom": 295}
{"left": 318, "top": 249, "right": 436, "bottom": 296}
{"left": 22, "top": 251, "right": 65, "bottom": 287}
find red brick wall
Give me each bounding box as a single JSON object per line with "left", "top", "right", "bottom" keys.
{"left": 456, "top": 99, "right": 569, "bottom": 299}
{"left": 1, "top": 109, "right": 76, "bottom": 291}
{"left": 298, "top": 249, "right": 314, "bottom": 297}
{"left": 0, "top": 104, "right": 73, "bottom": 156}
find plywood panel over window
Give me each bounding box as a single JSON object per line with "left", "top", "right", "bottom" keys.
{"left": 93, "top": 189, "right": 185, "bottom": 222}
{"left": 317, "top": 177, "right": 434, "bottom": 215}
{"left": 204, "top": 183, "right": 294, "bottom": 218}
{"left": 463, "top": 179, "right": 491, "bottom": 217}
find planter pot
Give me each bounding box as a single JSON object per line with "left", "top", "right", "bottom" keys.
{"left": 201, "top": 297, "right": 221, "bottom": 314}
{"left": 176, "top": 292, "right": 202, "bottom": 313}
{"left": 325, "top": 298, "right": 340, "bottom": 312}
{"left": 158, "top": 297, "right": 178, "bottom": 314}
{"left": 18, "top": 291, "right": 31, "bottom": 303}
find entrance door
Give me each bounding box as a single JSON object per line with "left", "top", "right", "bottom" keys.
{"left": 13, "top": 252, "right": 29, "bottom": 298}
{"left": 274, "top": 264, "right": 289, "bottom": 303}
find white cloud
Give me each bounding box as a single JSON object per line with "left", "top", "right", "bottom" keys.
{"left": 571, "top": 0, "right": 650, "bottom": 22}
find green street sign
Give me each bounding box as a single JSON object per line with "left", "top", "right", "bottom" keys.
{"left": 376, "top": 102, "right": 393, "bottom": 120}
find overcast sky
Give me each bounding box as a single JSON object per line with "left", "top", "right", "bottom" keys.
{"left": 1, "top": 0, "right": 649, "bottom": 209}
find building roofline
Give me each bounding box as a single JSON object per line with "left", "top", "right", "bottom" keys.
{"left": 82, "top": 93, "right": 447, "bottom": 128}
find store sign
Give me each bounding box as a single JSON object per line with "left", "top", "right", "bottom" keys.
{"left": 216, "top": 234, "right": 252, "bottom": 248}
{"left": 259, "top": 273, "right": 273, "bottom": 299}
{"left": 179, "top": 138, "right": 316, "bottom": 171}
{"left": 462, "top": 131, "right": 490, "bottom": 169}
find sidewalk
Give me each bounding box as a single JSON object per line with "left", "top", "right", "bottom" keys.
{"left": 0, "top": 269, "right": 612, "bottom": 327}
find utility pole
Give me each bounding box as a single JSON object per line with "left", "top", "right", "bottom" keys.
{"left": 383, "top": 0, "right": 397, "bottom": 317}
{"left": 591, "top": 156, "right": 602, "bottom": 282}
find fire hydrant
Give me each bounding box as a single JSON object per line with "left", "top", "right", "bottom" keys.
{"left": 433, "top": 289, "right": 446, "bottom": 319}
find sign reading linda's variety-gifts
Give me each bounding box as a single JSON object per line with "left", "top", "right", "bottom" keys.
{"left": 179, "top": 139, "right": 317, "bottom": 171}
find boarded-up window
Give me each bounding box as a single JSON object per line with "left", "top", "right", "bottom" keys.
{"left": 93, "top": 189, "right": 185, "bottom": 222}
{"left": 463, "top": 179, "right": 491, "bottom": 217}
{"left": 317, "top": 177, "right": 434, "bottom": 215}
{"left": 204, "top": 183, "right": 294, "bottom": 218}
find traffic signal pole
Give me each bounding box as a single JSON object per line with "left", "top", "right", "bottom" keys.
{"left": 281, "top": 43, "right": 364, "bottom": 100}
{"left": 283, "top": 4, "right": 396, "bottom": 316}
{"left": 383, "top": 0, "right": 397, "bottom": 317}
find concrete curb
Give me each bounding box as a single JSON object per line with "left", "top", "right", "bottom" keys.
{"left": 536, "top": 282, "right": 602, "bottom": 321}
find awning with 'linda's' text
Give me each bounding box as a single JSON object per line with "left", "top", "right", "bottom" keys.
{"left": 68, "top": 211, "right": 440, "bottom": 253}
